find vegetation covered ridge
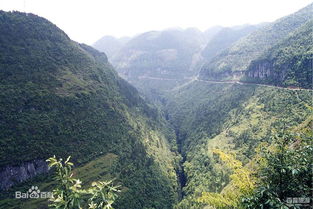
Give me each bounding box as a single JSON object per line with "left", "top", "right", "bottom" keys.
{"left": 165, "top": 81, "right": 312, "bottom": 208}
{"left": 199, "top": 3, "right": 313, "bottom": 85}
{"left": 0, "top": 10, "right": 179, "bottom": 209}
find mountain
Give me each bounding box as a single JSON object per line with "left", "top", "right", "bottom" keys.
{"left": 165, "top": 80, "right": 312, "bottom": 208}
{"left": 201, "top": 24, "right": 262, "bottom": 62}
{"left": 0, "top": 3, "right": 312, "bottom": 209}
{"left": 0, "top": 11, "right": 179, "bottom": 209}
{"left": 244, "top": 20, "right": 313, "bottom": 89}
{"left": 199, "top": 3, "right": 313, "bottom": 81}
{"left": 105, "top": 26, "right": 230, "bottom": 99}
{"left": 202, "top": 26, "right": 224, "bottom": 44}
{"left": 92, "top": 35, "right": 130, "bottom": 60}
{"left": 113, "top": 28, "right": 206, "bottom": 80}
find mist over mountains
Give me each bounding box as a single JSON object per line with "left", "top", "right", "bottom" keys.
{"left": 93, "top": 36, "right": 130, "bottom": 60}
{"left": 93, "top": 3, "right": 312, "bottom": 92}
{"left": 93, "top": 25, "right": 256, "bottom": 81}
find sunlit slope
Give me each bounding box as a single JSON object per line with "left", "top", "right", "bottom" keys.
{"left": 166, "top": 81, "right": 312, "bottom": 208}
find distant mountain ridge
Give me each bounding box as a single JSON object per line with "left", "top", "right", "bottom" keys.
{"left": 93, "top": 26, "right": 226, "bottom": 81}
{"left": 93, "top": 35, "right": 130, "bottom": 60}
{"left": 112, "top": 28, "right": 206, "bottom": 80}
{"left": 201, "top": 24, "right": 263, "bottom": 62}
{"left": 199, "top": 3, "right": 313, "bottom": 83}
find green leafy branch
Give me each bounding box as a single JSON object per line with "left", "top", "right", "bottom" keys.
{"left": 47, "top": 156, "right": 120, "bottom": 209}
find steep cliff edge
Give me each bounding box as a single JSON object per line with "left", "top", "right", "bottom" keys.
{"left": 244, "top": 20, "right": 313, "bottom": 89}
{"left": 0, "top": 160, "right": 48, "bottom": 191}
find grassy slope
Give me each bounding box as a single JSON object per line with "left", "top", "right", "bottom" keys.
{"left": 0, "top": 11, "right": 179, "bottom": 209}
{"left": 165, "top": 81, "right": 312, "bottom": 208}
{"left": 0, "top": 153, "right": 118, "bottom": 209}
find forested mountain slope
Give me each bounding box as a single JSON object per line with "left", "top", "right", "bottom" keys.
{"left": 165, "top": 81, "right": 312, "bottom": 208}
{"left": 113, "top": 28, "right": 206, "bottom": 81}
{"left": 201, "top": 24, "right": 261, "bottom": 63}
{"left": 244, "top": 20, "right": 313, "bottom": 89}
{"left": 199, "top": 3, "right": 313, "bottom": 81}
{"left": 0, "top": 11, "right": 179, "bottom": 209}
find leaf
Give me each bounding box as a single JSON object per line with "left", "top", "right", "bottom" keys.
{"left": 65, "top": 156, "right": 71, "bottom": 164}
{"left": 292, "top": 169, "right": 298, "bottom": 175}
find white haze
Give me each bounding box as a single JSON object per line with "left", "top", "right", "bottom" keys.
{"left": 0, "top": 0, "right": 312, "bottom": 44}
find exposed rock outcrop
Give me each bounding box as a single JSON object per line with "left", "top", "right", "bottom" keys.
{"left": 246, "top": 60, "right": 274, "bottom": 79}
{"left": 0, "top": 160, "right": 49, "bottom": 190}
{"left": 244, "top": 59, "right": 289, "bottom": 86}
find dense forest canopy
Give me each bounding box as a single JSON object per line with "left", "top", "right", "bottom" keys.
{"left": 0, "top": 11, "right": 179, "bottom": 209}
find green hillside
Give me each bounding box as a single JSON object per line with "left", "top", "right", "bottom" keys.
{"left": 0, "top": 11, "right": 179, "bottom": 209}
{"left": 113, "top": 28, "right": 205, "bottom": 79}
{"left": 200, "top": 3, "right": 313, "bottom": 80}
{"left": 243, "top": 20, "right": 313, "bottom": 89}
{"left": 165, "top": 81, "right": 312, "bottom": 208}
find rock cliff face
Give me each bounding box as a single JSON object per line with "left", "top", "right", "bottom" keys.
{"left": 0, "top": 160, "right": 49, "bottom": 190}
{"left": 245, "top": 60, "right": 286, "bottom": 81}
{"left": 246, "top": 60, "right": 273, "bottom": 79}
{"left": 243, "top": 19, "right": 313, "bottom": 89}
{"left": 244, "top": 54, "right": 312, "bottom": 89}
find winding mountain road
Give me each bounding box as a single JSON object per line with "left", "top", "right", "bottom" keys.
{"left": 138, "top": 75, "right": 312, "bottom": 92}
{"left": 195, "top": 78, "right": 312, "bottom": 91}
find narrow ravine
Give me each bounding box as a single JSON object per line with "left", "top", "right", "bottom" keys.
{"left": 175, "top": 129, "right": 187, "bottom": 200}
{"left": 163, "top": 96, "right": 189, "bottom": 201}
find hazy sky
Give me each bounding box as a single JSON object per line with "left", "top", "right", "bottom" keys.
{"left": 1, "top": 0, "right": 312, "bottom": 44}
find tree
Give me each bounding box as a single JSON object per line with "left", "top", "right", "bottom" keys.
{"left": 242, "top": 128, "right": 313, "bottom": 209}
{"left": 47, "top": 156, "right": 120, "bottom": 209}
{"left": 197, "top": 149, "right": 255, "bottom": 209}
